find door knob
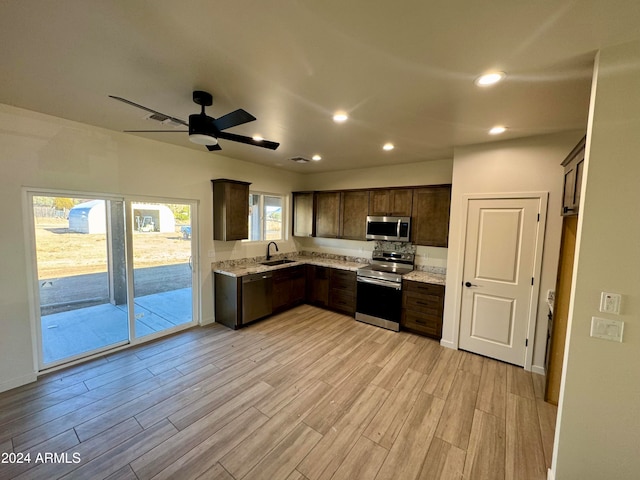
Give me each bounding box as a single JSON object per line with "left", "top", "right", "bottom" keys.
{"left": 464, "top": 281, "right": 479, "bottom": 288}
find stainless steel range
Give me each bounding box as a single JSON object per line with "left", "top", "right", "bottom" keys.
{"left": 355, "top": 249, "right": 415, "bottom": 331}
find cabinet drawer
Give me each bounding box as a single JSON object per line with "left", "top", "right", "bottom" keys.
{"left": 404, "top": 281, "right": 444, "bottom": 296}
{"left": 330, "top": 289, "right": 355, "bottom": 315}
{"left": 404, "top": 291, "right": 442, "bottom": 310}
{"left": 401, "top": 310, "right": 442, "bottom": 338}
{"left": 330, "top": 269, "right": 356, "bottom": 293}
{"left": 404, "top": 300, "right": 441, "bottom": 317}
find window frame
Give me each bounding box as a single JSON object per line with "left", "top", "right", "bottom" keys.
{"left": 245, "top": 191, "right": 285, "bottom": 243}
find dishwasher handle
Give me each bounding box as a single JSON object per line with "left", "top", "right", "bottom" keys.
{"left": 243, "top": 272, "right": 273, "bottom": 283}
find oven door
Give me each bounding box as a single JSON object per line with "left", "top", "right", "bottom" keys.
{"left": 355, "top": 276, "right": 402, "bottom": 331}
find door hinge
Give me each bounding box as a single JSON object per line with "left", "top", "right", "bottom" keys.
{"left": 525, "top": 338, "right": 529, "bottom": 347}
{"left": 531, "top": 277, "right": 534, "bottom": 285}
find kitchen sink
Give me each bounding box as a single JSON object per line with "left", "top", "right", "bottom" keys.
{"left": 260, "top": 259, "right": 296, "bottom": 266}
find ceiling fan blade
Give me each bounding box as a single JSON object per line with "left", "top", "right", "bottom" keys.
{"left": 206, "top": 144, "right": 222, "bottom": 151}
{"left": 109, "top": 95, "right": 188, "bottom": 127}
{"left": 124, "top": 130, "right": 188, "bottom": 133}
{"left": 212, "top": 109, "right": 256, "bottom": 131}
{"left": 217, "top": 131, "right": 280, "bottom": 150}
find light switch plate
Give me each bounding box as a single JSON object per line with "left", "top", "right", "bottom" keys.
{"left": 599, "top": 292, "right": 622, "bottom": 314}
{"left": 590, "top": 316, "right": 624, "bottom": 342}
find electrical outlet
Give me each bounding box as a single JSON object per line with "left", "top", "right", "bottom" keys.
{"left": 208, "top": 250, "right": 216, "bottom": 259}
{"left": 599, "top": 292, "right": 622, "bottom": 315}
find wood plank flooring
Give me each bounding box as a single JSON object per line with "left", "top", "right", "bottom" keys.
{"left": 0, "top": 305, "right": 556, "bottom": 480}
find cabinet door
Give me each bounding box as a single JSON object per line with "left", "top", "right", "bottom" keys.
{"left": 369, "top": 189, "right": 391, "bottom": 216}
{"left": 290, "top": 267, "right": 306, "bottom": 305}
{"left": 315, "top": 191, "right": 341, "bottom": 238}
{"left": 293, "top": 192, "right": 315, "bottom": 237}
{"left": 306, "top": 265, "right": 329, "bottom": 307}
{"left": 561, "top": 136, "right": 586, "bottom": 216}
{"left": 272, "top": 269, "right": 292, "bottom": 313}
{"left": 340, "top": 190, "right": 369, "bottom": 240}
{"left": 411, "top": 186, "right": 451, "bottom": 247}
{"left": 562, "top": 166, "right": 576, "bottom": 215}
{"left": 369, "top": 189, "right": 413, "bottom": 216}
{"left": 212, "top": 179, "right": 250, "bottom": 241}
{"left": 389, "top": 189, "right": 413, "bottom": 216}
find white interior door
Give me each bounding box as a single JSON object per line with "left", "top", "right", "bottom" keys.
{"left": 459, "top": 197, "right": 542, "bottom": 366}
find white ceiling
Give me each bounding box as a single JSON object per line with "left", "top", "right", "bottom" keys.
{"left": 1, "top": 1, "right": 639, "bottom": 173}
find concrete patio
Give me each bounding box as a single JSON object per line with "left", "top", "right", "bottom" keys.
{"left": 41, "top": 287, "right": 192, "bottom": 365}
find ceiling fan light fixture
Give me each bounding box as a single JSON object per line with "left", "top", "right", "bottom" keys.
{"left": 189, "top": 133, "right": 218, "bottom": 145}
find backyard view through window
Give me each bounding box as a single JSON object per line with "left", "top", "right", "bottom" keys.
{"left": 248, "top": 193, "right": 283, "bottom": 241}
{"left": 31, "top": 194, "right": 196, "bottom": 367}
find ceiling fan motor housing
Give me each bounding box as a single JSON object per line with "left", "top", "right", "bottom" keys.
{"left": 189, "top": 113, "right": 218, "bottom": 145}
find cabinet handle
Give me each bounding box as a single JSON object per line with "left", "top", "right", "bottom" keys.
{"left": 563, "top": 206, "right": 576, "bottom": 213}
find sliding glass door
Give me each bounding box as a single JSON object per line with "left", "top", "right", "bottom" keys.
{"left": 29, "top": 192, "right": 197, "bottom": 369}
{"left": 31, "top": 195, "right": 129, "bottom": 366}
{"left": 130, "top": 201, "right": 194, "bottom": 338}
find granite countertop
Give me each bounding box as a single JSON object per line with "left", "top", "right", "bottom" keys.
{"left": 213, "top": 252, "right": 446, "bottom": 286}
{"left": 212, "top": 254, "right": 368, "bottom": 277}
{"left": 403, "top": 270, "right": 446, "bottom": 286}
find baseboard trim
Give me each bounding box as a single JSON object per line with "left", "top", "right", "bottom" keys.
{"left": 547, "top": 467, "right": 555, "bottom": 480}
{"left": 0, "top": 372, "right": 37, "bottom": 394}
{"left": 440, "top": 339, "right": 457, "bottom": 350}
{"left": 531, "top": 365, "right": 547, "bottom": 376}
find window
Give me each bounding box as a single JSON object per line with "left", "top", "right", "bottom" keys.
{"left": 248, "top": 192, "right": 283, "bottom": 241}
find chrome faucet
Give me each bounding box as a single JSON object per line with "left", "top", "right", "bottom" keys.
{"left": 266, "top": 241, "right": 279, "bottom": 261}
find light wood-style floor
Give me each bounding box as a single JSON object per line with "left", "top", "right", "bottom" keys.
{"left": 0, "top": 305, "right": 557, "bottom": 480}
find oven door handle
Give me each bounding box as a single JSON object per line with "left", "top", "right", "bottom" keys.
{"left": 357, "top": 276, "right": 402, "bottom": 290}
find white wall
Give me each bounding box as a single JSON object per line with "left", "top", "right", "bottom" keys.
{"left": 0, "top": 104, "right": 303, "bottom": 392}
{"left": 444, "top": 132, "right": 584, "bottom": 372}
{"left": 297, "top": 159, "right": 453, "bottom": 271}
{"left": 552, "top": 40, "right": 640, "bottom": 479}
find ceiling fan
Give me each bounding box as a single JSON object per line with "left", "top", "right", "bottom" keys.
{"left": 109, "top": 90, "right": 279, "bottom": 151}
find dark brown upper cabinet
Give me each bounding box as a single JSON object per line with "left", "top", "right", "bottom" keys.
{"left": 292, "top": 191, "right": 316, "bottom": 237}
{"left": 369, "top": 188, "right": 413, "bottom": 216}
{"left": 561, "top": 136, "right": 586, "bottom": 216}
{"left": 340, "top": 190, "right": 369, "bottom": 240}
{"left": 315, "top": 191, "right": 341, "bottom": 238}
{"left": 411, "top": 185, "right": 451, "bottom": 247}
{"left": 212, "top": 179, "right": 250, "bottom": 241}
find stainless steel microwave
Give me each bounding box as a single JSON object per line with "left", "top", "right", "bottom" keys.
{"left": 365, "top": 216, "right": 411, "bottom": 242}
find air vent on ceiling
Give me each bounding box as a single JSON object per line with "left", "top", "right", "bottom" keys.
{"left": 145, "top": 113, "right": 183, "bottom": 128}
{"left": 290, "top": 156, "right": 310, "bottom": 164}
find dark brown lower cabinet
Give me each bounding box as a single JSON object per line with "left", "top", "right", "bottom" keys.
{"left": 306, "top": 265, "right": 330, "bottom": 308}
{"left": 216, "top": 265, "right": 358, "bottom": 330}
{"left": 329, "top": 269, "right": 356, "bottom": 315}
{"left": 401, "top": 280, "right": 445, "bottom": 339}
{"left": 272, "top": 266, "right": 306, "bottom": 313}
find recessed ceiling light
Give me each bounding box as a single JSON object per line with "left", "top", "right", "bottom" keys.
{"left": 333, "top": 112, "right": 348, "bottom": 123}
{"left": 475, "top": 71, "right": 506, "bottom": 87}
{"left": 383, "top": 143, "right": 395, "bottom": 151}
{"left": 252, "top": 135, "right": 264, "bottom": 141}
{"left": 312, "top": 154, "right": 322, "bottom": 161}
{"left": 489, "top": 126, "right": 507, "bottom": 135}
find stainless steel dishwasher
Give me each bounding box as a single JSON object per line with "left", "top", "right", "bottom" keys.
{"left": 242, "top": 272, "right": 273, "bottom": 324}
